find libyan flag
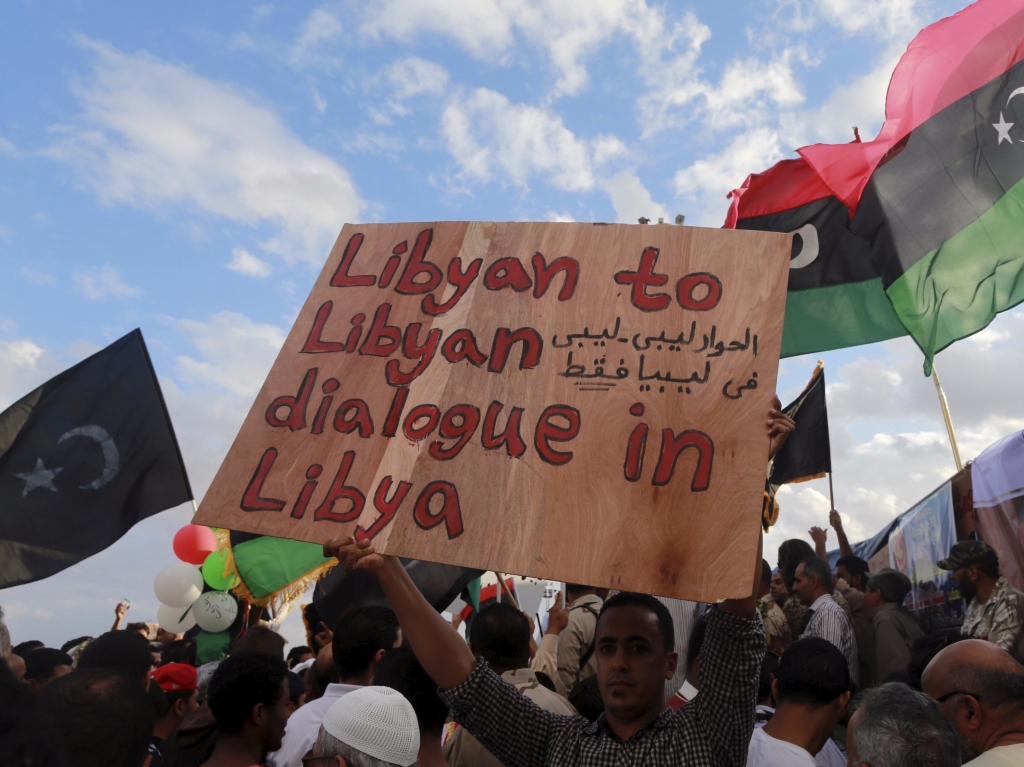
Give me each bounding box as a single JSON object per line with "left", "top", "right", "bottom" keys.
{"left": 727, "top": 0, "right": 1024, "bottom": 373}
{"left": 0, "top": 330, "right": 192, "bottom": 588}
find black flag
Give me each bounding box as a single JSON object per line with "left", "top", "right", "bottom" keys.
{"left": 769, "top": 362, "right": 831, "bottom": 486}
{"left": 0, "top": 330, "right": 192, "bottom": 588}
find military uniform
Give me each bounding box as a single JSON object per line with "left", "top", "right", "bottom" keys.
{"left": 938, "top": 540, "right": 1024, "bottom": 655}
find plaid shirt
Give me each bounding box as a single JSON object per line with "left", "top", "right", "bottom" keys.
{"left": 439, "top": 605, "right": 764, "bottom": 767}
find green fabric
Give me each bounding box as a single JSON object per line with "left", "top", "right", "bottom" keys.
{"left": 465, "top": 576, "right": 481, "bottom": 611}
{"left": 195, "top": 629, "right": 231, "bottom": 665}
{"left": 231, "top": 537, "right": 330, "bottom": 600}
{"left": 781, "top": 278, "right": 908, "bottom": 358}
{"left": 887, "top": 176, "right": 1024, "bottom": 374}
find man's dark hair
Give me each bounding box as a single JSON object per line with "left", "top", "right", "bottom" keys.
{"left": 799, "top": 556, "right": 834, "bottom": 592}
{"left": 836, "top": 556, "right": 870, "bottom": 588}
{"left": 37, "top": 668, "right": 155, "bottom": 767}
{"left": 207, "top": 653, "right": 288, "bottom": 734}
{"left": 686, "top": 617, "right": 707, "bottom": 669}
{"left": 758, "top": 651, "right": 781, "bottom": 703}
{"left": 161, "top": 639, "right": 196, "bottom": 666}
{"left": 373, "top": 644, "right": 449, "bottom": 736}
{"left": 866, "top": 571, "right": 911, "bottom": 605}
{"left": 761, "top": 559, "right": 773, "bottom": 587}
{"left": 286, "top": 646, "right": 312, "bottom": 668}
{"left": 331, "top": 606, "right": 399, "bottom": 680}
{"left": 24, "top": 648, "right": 74, "bottom": 684}
{"left": 567, "top": 674, "right": 604, "bottom": 722}
{"left": 779, "top": 539, "right": 815, "bottom": 589}
{"left": 12, "top": 640, "right": 44, "bottom": 657}
{"left": 0, "top": 656, "right": 63, "bottom": 767}
{"left": 125, "top": 622, "right": 150, "bottom": 635}
{"left": 59, "top": 637, "right": 91, "bottom": 654}
{"left": 165, "top": 687, "right": 196, "bottom": 709}
{"left": 775, "top": 638, "right": 850, "bottom": 706}
{"left": 852, "top": 683, "right": 960, "bottom": 767}
{"left": 77, "top": 631, "right": 152, "bottom": 682}
{"left": 149, "top": 682, "right": 170, "bottom": 718}
{"left": 231, "top": 625, "right": 286, "bottom": 659}
{"left": 468, "top": 602, "right": 531, "bottom": 669}
{"left": 598, "top": 593, "right": 674, "bottom": 653}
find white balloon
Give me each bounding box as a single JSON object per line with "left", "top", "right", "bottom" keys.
{"left": 157, "top": 602, "right": 197, "bottom": 633}
{"left": 154, "top": 562, "right": 204, "bottom": 608}
{"left": 193, "top": 591, "right": 238, "bottom": 633}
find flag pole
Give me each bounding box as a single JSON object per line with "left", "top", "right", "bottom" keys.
{"left": 931, "top": 363, "right": 963, "bottom": 471}
{"left": 828, "top": 473, "right": 835, "bottom": 511}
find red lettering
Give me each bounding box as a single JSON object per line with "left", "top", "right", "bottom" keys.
{"left": 532, "top": 253, "right": 579, "bottom": 300}
{"left": 379, "top": 241, "right": 407, "bottom": 288}
{"left": 329, "top": 233, "right": 375, "bottom": 287}
{"left": 382, "top": 386, "right": 410, "bottom": 437}
{"left": 333, "top": 399, "right": 375, "bottom": 438}
{"left": 313, "top": 451, "right": 366, "bottom": 522}
{"left": 240, "top": 448, "right": 287, "bottom": 511}
{"left": 534, "top": 405, "right": 581, "bottom": 466}
{"left": 385, "top": 323, "right": 442, "bottom": 386}
{"left": 345, "top": 313, "right": 365, "bottom": 353}
{"left": 359, "top": 303, "right": 401, "bottom": 357}
{"left": 429, "top": 405, "right": 481, "bottom": 460}
{"left": 395, "top": 228, "right": 442, "bottom": 294}
{"left": 301, "top": 301, "right": 345, "bottom": 353}
{"left": 676, "top": 273, "right": 723, "bottom": 311}
{"left": 356, "top": 476, "right": 412, "bottom": 542}
{"left": 488, "top": 327, "right": 543, "bottom": 373}
{"left": 481, "top": 401, "right": 527, "bottom": 458}
{"left": 290, "top": 464, "right": 323, "bottom": 519}
{"left": 652, "top": 429, "right": 714, "bottom": 490}
{"left": 266, "top": 368, "right": 316, "bottom": 431}
{"left": 441, "top": 329, "right": 488, "bottom": 367}
{"left": 484, "top": 257, "right": 533, "bottom": 292}
{"left": 403, "top": 404, "right": 440, "bottom": 441}
{"left": 614, "top": 247, "right": 670, "bottom": 311}
{"left": 310, "top": 378, "right": 339, "bottom": 435}
{"left": 422, "top": 257, "right": 482, "bottom": 315}
{"left": 413, "top": 481, "right": 464, "bottom": 539}
{"left": 624, "top": 423, "right": 648, "bottom": 482}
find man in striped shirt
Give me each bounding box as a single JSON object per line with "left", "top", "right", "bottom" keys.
{"left": 792, "top": 557, "right": 859, "bottom": 687}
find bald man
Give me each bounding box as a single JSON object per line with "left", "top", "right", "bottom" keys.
{"left": 922, "top": 639, "right": 1024, "bottom": 765}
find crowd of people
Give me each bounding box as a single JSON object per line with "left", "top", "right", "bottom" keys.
{"left": 2, "top": 403, "right": 1024, "bottom": 767}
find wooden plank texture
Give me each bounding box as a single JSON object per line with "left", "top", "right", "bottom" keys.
{"left": 194, "top": 221, "right": 791, "bottom": 601}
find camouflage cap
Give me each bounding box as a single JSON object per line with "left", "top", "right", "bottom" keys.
{"left": 936, "top": 540, "right": 999, "bottom": 571}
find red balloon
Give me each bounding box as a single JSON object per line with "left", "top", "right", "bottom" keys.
{"left": 172, "top": 525, "right": 218, "bottom": 565}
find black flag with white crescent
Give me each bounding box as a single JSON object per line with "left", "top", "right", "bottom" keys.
{"left": 0, "top": 329, "right": 192, "bottom": 588}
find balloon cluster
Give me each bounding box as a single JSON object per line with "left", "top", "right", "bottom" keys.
{"left": 153, "top": 525, "right": 239, "bottom": 635}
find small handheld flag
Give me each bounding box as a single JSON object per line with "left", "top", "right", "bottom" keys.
{"left": 0, "top": 330, "right": 193, "bottom": 588}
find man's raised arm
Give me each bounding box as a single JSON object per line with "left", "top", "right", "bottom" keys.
{"left": 323, "top": 539, "right": 477, "bottom": 690}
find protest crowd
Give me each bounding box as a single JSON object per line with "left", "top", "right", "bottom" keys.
{"left": 2, "top": 400, "right": 1024, "bottom": 767}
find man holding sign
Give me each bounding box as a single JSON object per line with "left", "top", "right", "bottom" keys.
{"left": 323, "top": 401, "right": 794, "bottom": 767}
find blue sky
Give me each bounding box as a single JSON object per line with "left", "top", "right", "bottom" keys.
{"left": 3, "top": 0, "right": 1022, "bottom": 649}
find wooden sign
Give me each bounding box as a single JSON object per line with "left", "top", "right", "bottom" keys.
{"left": 194, "top": 222, "right": 791, "bottom": 601}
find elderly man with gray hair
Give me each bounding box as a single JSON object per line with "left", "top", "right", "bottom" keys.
{"left": 308, "top": 686, "right": 420, "bottom": 767}
{"left": 846, "top": 682, "right": 961, "bottom": 767}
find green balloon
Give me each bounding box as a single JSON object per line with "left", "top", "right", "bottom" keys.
{"left": 202, "top": 550, "right": 238, "bottom": 591}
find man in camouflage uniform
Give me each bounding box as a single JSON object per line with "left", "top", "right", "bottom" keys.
{"left": 938, "top": 540, "right": 1024, "bottom": 655}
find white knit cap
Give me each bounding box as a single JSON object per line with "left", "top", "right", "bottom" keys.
{"left": 322, "top": 686, "right": 420, "bottom": 767}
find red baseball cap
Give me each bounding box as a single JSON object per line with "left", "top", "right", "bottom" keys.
{"left": 152, "top": 663, "right": 198, "bottom": 692}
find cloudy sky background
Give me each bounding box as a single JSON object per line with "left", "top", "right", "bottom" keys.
{"left": 3, "top": 0, "right": 1021, "bottom": 649}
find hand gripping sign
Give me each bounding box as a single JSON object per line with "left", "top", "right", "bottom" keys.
{"left": 194, "top": 222, "right": 790, "bottom": 601}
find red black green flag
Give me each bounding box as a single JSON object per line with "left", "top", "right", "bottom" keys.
{"left": 728, "top": 0, "right": 1024, "bottom": 373}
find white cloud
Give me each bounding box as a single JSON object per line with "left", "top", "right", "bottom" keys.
{"left": 289, "top": 8, "right": 345, "bottom": 70}
{"left": 0, "top": 337, "right": 61, "bottom": 410}
{"left": 603, "top": 171, "right": 669, "bottom": 224}
{"left": 388, "top": 57, "right": 449, "bottom": 99}
{"left": 814, "top": 0, "right": 919, "bottom": 38}
{"left": 441, "top": 88, "right": 599, "bottom": 191}
{"left": 73, "top": 265, "right": 141, "bottom": 300}
{"left": 175, "top": 311, "right": 286, "bottom": 397}
{"left": 47, "top": 38, "right": 363, "bottom": 265}
{"left": 20, "top": 267, "right": 56, "bottom": 287}
{"left": 0, "top": 137, "right": 19, "bottom": 157}
{"left": 360, "top": 0, "right": 514, "bottom": 61}
{"left": 227, "top": 247, "right": 272, "bottom": 278}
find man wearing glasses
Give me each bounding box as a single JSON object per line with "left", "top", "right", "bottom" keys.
{"left": 922, "top": 638, "right": 1024, "bottom": 765}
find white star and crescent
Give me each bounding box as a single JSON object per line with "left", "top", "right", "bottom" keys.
{"left": 993, "top": 112, "right": 1014, "bottom": 145}
{"left": 12, "top": 425, "right": 119, "bottom": 497}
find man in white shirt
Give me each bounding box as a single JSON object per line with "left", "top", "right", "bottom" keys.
{"left": 746, "top": 638, "right": 851, "bottom": 767}
{"left": 922, "top": 638, "right": 1024, "bottom": 766}
{"left": 792, "top": 556, "right": 859, "bottom": 686}
{"left": 272, "top": 605, "right": 401, "bottom": 767}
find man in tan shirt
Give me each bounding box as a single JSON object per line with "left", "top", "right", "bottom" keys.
{"left": 444, "top": 602, "right": 576, "bottom": 767}
{"left": 555, "top": 584, "right": 607, "bottom": 696}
